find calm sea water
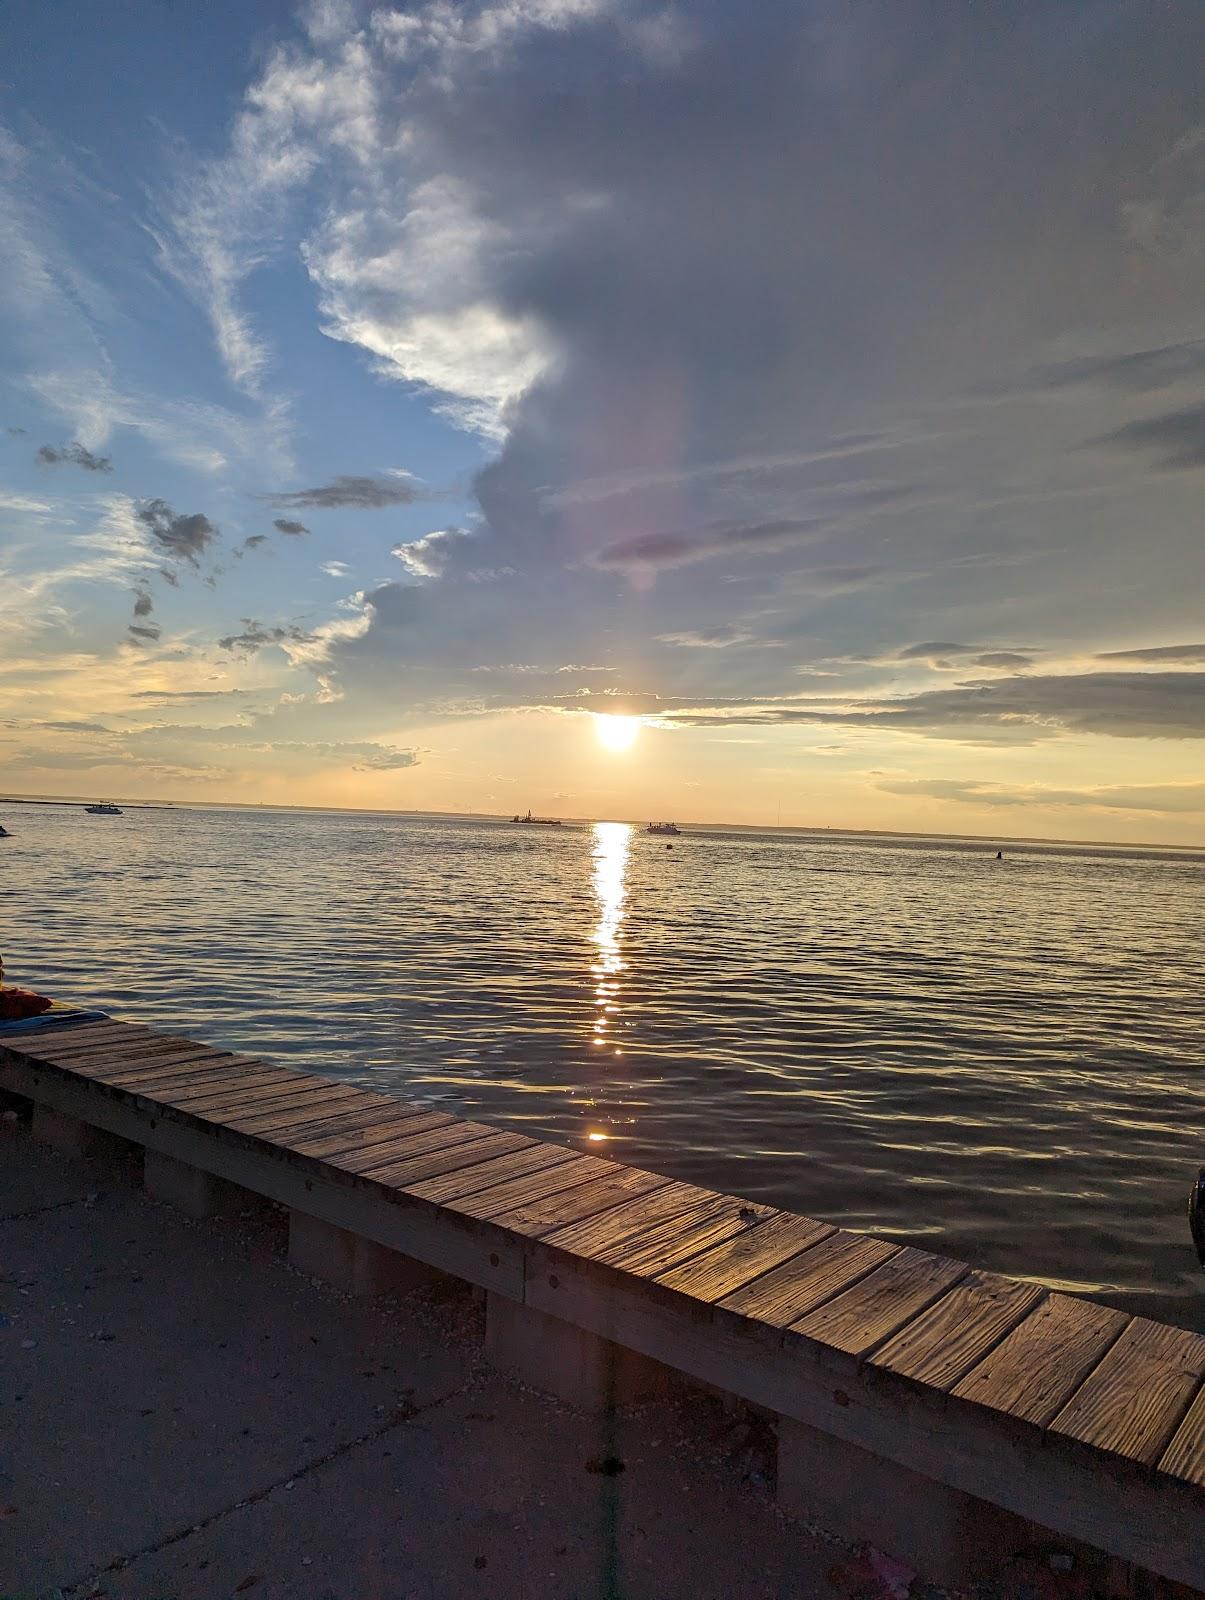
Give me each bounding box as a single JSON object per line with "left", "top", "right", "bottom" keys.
{"left": 2, "top": 803, "right": 1202, "bottom": 1330}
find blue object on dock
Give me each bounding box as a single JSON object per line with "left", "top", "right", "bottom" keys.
{"left": 0, "top": 1009, "right": 110, "bottom": 1036}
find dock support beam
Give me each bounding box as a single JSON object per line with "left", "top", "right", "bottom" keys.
{"left": 32, "top": 1105, "right": 127, "bottom": 1162}
{"left": 485, "top": 1292, "right": 671, "bottom": 1414}
{"left": 288, "top": 1210, "right": 442, "bottom": 1297}
{"left": 777, "top": 1416, "right": 1022, "bottom": 1589}
{"left": 144, "top": 1150, "right": 250, "bottom": 1219}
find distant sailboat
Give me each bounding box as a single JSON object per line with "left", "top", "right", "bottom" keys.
{"left": 84, "top": 802, "right": 122, "bottom": 815}
{"left": 512, "top": 809, "right": 562, "bottom": 826}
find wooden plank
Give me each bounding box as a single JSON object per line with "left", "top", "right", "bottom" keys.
{"left": 267, "top": 1099, "right": 411, "bottom": 1147}
{"left": 6, "top": 1022, "right": 151, "bottom": 1058}
{"left": 1159, "top": 1383, "right": 1205, "bottom": 1488}
{"left": 406, "top": 1141, "right": 580, "bottom": 1205}
{"left": 21, "top": 1029, "right": 182, "bottom": 1064}
{"left": 443, "top": 1154, "right": 615, "bottom": 1221}
{"left": 717, "top": 1231, "right": 899, "bottom": 1329}
{"left": 336, "top": 1120, "right": 499, "bottom": 1175}
{"left": 39, "top": 1048, "right": 229, "bottom": 1087}
{"left": 135, "top": 1066, "right": 300, "bottom": 1102}
{"left": 30, "top": 1041, "right": 201, "bottom": 1078}
{"left": 542, "top": 1180, "right": 729, "bottom": 1261}
{"left": 97, "top": 1052, "right": 246, "bottom": 1087}
{"left": 872, "top": 1270, "right": 1046, "bottom": 1391}
{"left": 486, "top": 1164, "right": 671, "bottom": 1238}
{"left": 952, "top": 1294, "right": 1129, "bottom": 1427}
{"left": 788, "top": 1247, "right": 968, "bottom": 1360}
{"left": 596, "top": 1196, "right": 776, "bottom": 1279}
{"left": 287, "top": 1109, "right": 450, "bottom": 1159}
{"left": 165, "top": 1071, "right": 328, "bottom": 1111}
{"left": 360, "top": 1131, "right": 535, "bottom": 1191}
{"left": 1048, "top": 1318, "right": 1205, "bottom": 1466}
{"left": 213, "top": 1086, "right": 368, "bottom": 1135}
{"left": 655, "top": 1212, "right": 835, "bottom": 1302}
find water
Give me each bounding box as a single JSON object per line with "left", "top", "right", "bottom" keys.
{"left": 2, "top": 803, "right": 1202, "bottom": 1330}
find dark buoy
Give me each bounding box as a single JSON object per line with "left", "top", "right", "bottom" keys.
{"left": 1190, "top": 1168, "right": 1205, "bottom": 1267}
{"left": 996, "top": 850, "right": 1003, "bottom": 860}
{"left": 666, "top": 843, "right": 673, "bottom": 850}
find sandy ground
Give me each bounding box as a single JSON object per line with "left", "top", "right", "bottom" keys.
{"left": 0, "top": 1113, "right": 849, "bottom": 1600}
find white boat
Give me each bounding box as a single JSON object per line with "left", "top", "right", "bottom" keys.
{"left": 645, "top": 821, "right": 680, "bottom": 836}
{"left": 84, "top": 802, "right": 122, "bottom": 815}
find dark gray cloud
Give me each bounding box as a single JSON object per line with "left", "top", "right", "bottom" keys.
{"left": 897, "top": 643, "right": 1035, "bottom": 670}
{"left": 1093, "top": 404, "right": 1205, "bottom": 470}
{"left": 37, "top": 441, "right": 113, "bottom": 472}
{"left": 127, "top": 689, "right": 252, "bottom": 703}
{"left": 1097, "top": 643, "right": 1205, "bottom": 664}
{"left": 273, "top": 518, "right": 309, "bottom": 535}
{"left": 879, "top": 777, "right": 1205, "bottom": 815}
{"left": 132, "top": 588, "right": 153, "bottom": 618}
{"left": 218, "top": 619, "right": 316, "bottom": 654}
{"left": 664, "top": 671, "right": 1205, "bottom": 742}
{"left": 997, "top": 338, "right": 1205, "bottom": 397}
{"left": 5, "top": 426, "right": 26, "bottom": 437}
{"left": 127, "top": 623, "right": 161, "bottom": 642}
{"left": 136, "top": 498, "right": 218, "bottom": 566}
{"left": 593, "top": 516, "right": 822, "bottom": 572}
{"left": 266, "top": 476, "right": 422, "bottom": 510}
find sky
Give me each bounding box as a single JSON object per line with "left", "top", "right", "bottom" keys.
{"left": 1, "top": 0, "right": 1203, "bottom": 843}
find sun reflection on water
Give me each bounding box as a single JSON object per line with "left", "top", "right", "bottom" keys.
{"left": 590, "top": 821, "right": 631, "bottom": 1057}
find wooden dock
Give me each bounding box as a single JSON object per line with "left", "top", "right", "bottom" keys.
{"left": 2, "top": 1015, "right": 1202, "bottom": 1591}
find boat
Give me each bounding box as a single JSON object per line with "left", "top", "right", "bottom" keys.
{"left": 0, "top": 824, "right": 9, "bottom": 838}
{"left": 645, "top": 821, "right": 680, "bottom": 836}
{"left": 512, "top": 810, "right": 562, "bottom": 826}
{"left": 84, "top": 802, "right": 123, "bottom": 815}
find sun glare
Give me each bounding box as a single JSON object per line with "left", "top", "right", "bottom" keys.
{"left": 594, "top": 714, "right": 640, "bottom": 752}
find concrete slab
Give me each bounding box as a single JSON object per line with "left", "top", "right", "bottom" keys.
{"left": 0, "top": 1132, "right": 468, "bottom": 1597}
{"left": 85, "top": 1385, "right": 817, "bottom": 1600}
{"left": 0, "top": 1124, "right": 848, "bottom": 1600}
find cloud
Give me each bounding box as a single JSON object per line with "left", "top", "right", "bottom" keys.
{"left": 273, "top": 518, "right": 309, "bottom": 535}
{"left": 127, "top": 689, "right": 252, "bottom": 704}
{"left": 241, "top": 534, "right": 268, "bottom": 551}
{"left": 897, "top": 642, "right": 1036, "bottom": 670}
{"left": 657, "top": 626, "right": 769, "bottom": 650}
{"left": 321, "top": 560, "right": 350, "bottom": 577}
{"left": 218, "top": 619, "right": 316, "bottom": 655}
{"left": 135, "top": 498, "right": 219, "bottom": 567}
{"left": 266, "top": 474, "right": 425, "bottom": 510}
{"left": 127, "top": 624, "right": 161, "bottom": 642}
{"left": 1097, "top": 642, "right": 1205, "bottom": 664}
{"left": 391, "top": 526, "right": 470, "bottom": 579}
{"left": 593, "top": 516, "right": 822, "bottom": 573}
{"left": 996, "top": 337, "right": 1205, "bottom": 397}
{"left": 1092, "top": 404, "right": 1205, "bottom": 470}
{"left": 659, "top": 670, "right": 1205, "bottom": 742}
{"left": 5, "top": 426, "right": 27, "bottom": 436}
{"left": 36, "top": 440, "right": 113, "bottom": 472}
{"left": 132, "top": 588, "right": 153, "bottom": 618}
{"left": 278, "top": 739, "right": 421, "bottom": 771}
{"left": 878, "top": 777, "right": 1205, "bottom": 815}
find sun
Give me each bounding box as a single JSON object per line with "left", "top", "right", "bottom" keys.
{"left": 594, "top": 714, "right": 640, "bottom": 752}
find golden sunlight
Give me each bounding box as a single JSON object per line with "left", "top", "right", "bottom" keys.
{"left": 593, "top": 713, "right": 640, "bottom": 752}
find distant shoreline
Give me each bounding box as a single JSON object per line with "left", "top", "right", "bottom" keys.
{"left": 3, "top": 790, "right": 1203, "bottom": 856}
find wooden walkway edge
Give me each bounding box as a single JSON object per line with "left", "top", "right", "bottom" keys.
{"left": 2, "top": 1016, "right": 1201, "bottom": 1591}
